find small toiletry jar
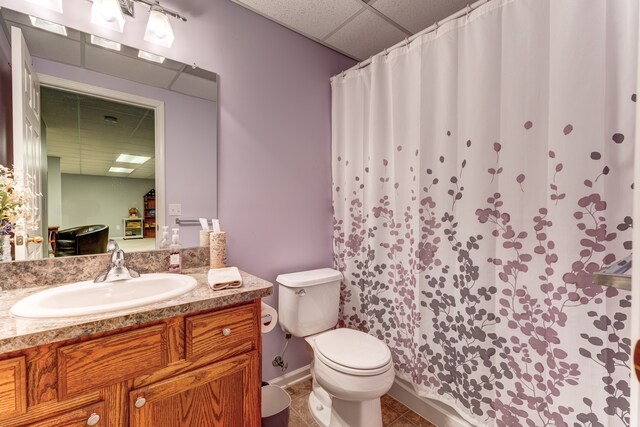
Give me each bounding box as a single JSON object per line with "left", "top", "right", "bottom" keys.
{"left": 199, "top": 230, "right": 211, "bottom": 247}
{"left": 210, "top": 232, "right": 227, "bottom": 268}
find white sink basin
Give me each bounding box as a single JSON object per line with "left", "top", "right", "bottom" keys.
{"left": 11, "top": 273, "right": 197, "bottom": 319}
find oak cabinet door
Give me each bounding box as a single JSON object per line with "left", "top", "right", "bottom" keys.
{"left": 22, "top": 402, "right": 104, "bottom": 427}
{"left": 129, "top": 352, "right": 260, "bottom": 427}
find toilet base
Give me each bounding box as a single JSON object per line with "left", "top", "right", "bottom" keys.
{"left": 309, "top": 387, "right": 332, "bottom": 427}
{"left": 328, "top": 396, "right": 383, "bottom": 427}
{"left": 308, "top": 379, "right": 383, "bottom": 427}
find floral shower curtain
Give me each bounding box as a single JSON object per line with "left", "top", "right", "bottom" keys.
{"left": 331, "top": 1, "right": 636, "bottom": 426}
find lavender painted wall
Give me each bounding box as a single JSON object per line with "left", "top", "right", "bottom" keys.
{"left": 0, "top": 0, "right": 355, "bottom": 379}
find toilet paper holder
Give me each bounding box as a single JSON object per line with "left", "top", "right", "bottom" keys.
{"left": 260, "top": 301, "right": 278, "bottom": 334}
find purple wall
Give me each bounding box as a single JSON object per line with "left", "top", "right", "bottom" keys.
{"left": 0, "top": 0, "right": 355, "bottom": 379}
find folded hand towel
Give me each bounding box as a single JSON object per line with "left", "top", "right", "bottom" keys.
{"left": 208, "top": 266, "right": 243, "bottom": 291}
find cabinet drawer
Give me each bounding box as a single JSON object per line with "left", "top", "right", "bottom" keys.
{"left": 24, "top": 402, "right": 104, "bottom": 427}
{"left": 186, "top": 304, "right": 259, "bottom": 361}
{"left": 58, "top": 325, "right": 169, "bottom": 399}
{"left": 0, "top": 357, "right": 26, "bottom": 420}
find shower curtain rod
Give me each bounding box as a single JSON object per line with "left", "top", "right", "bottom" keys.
{"left": 341, "top": 0, "right": 491, "bottom": 75}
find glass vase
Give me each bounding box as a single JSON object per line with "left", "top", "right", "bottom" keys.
{"left": 0, "top": 235, "right": 11, "bottom": 262}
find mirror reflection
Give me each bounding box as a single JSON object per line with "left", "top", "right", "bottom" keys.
{"left": 43, "top": 87, "right": 157, "bottom": 256}
{"left": 0, "top": 6, "right": 218, "bottom": 261}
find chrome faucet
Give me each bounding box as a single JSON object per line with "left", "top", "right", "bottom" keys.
{"left": 94, "top": 240, "right": 140, "bottom": 283}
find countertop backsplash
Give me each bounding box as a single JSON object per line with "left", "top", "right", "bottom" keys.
{"left": 0, "top": 247, "right": 210, "bottom": 290}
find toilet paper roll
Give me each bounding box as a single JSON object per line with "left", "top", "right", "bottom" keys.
{"left": 260, "top": 301, "right": 278, "bottom": 334}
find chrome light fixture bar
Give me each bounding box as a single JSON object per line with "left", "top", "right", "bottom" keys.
{"left": 119, "top": 0, "right": 186, "bottom": 22}
{"left": 89, "top": 0, "right": 185, "bottom": 47}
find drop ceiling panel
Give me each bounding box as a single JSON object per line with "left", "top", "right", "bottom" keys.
{"left": 235, "top": 0, "right": 363, "bottom": 40}
{"left": 170, "top": 73, "right": 218, "bottom": 102}
{"left": 16, "top": 24, "right": 82, "bottom": 67}
{"left": 232, "top": 0, "right": 472, "bottom": 60}
{"left": 371, "top": 0, "right": 470, "bottom": 34}
{"left": 84, "top": 45, "right": 178, "bottom": 89}
{"left": 325, "top": 9, "right": 406, "bottom": 61}
{"left": 42, "top": 87, "right": 155, "bottom": 179}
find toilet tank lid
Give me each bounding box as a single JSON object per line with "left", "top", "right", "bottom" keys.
{"left": 276, "top": 268, "right": 343, "bottom": 288}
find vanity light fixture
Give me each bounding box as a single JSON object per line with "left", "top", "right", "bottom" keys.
{"left": 144, "top": 6, "right": 174, "bottom": 48}
{"left": 86, "top": 0, "right": 185, "bottom": 47}
{"left": 29, "top": 16, "right": 67, "bottom": 36}
{"left": 138, "top": 50, "right": 165, "bottom": 64}
{"left": 91, "top": 0, "right": 126, "bottom": 32}
{"left": 108, "top": 166, "right": 134, "bottom": 174}
{"left": 116, "top": 154, "right": 150, "bottom": 164}
{"left": 90, "top": 34, "right": 121, "bottom": 51}
{"left": 25, "top": 0, "right": 63, "bottom": 13}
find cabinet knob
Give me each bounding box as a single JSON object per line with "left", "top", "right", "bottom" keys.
{"left": 222, "top": 327, "right": 232, "bottom": 336}
{"left": 135, "top": 396, "right": 146, "bottom": 408}
{"left": 86, "top": 413, "right": 100, "bottom": 426}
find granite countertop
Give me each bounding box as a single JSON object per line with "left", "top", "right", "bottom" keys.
{"left": 0, "top": 267, "right": 273, "bottom": 353}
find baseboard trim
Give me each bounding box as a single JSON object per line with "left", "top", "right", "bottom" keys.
{"left": 267, "top": 364, "right": 312, "bottom": 388}
{"left": 268, "top": 365, "right": 472, "bottom": 427}
{"left": 387, "top": 378, "right": 473, "bottom": 427}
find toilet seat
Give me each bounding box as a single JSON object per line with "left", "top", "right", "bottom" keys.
{"left": 314, "top": 329, "right": 393, "bottom": 376}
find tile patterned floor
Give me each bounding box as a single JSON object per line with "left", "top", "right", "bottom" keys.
{"left": 284, "top": 378, "right": 438, "bottom": 427}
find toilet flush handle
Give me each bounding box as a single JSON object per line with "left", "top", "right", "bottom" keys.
{"left": 295, "top": 289, "right": 306, "bottom": 297}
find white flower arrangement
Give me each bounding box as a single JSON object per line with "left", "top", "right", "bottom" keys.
{"left": 0, "top": 165, "right": 40, "bottom": 235}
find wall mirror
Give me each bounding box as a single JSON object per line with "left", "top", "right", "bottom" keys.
{"left": 0, "top": 7, "right": 218, "bottom": 260}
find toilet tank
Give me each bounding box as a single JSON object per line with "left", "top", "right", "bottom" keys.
{"left": 277, "top": 268, "right": 343, "bottom": 337}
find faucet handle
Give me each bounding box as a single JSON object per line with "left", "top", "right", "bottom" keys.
{"left": 111, "top": 249, "right": 126, "bottom": 267}
{"left": 107, "top": 239, "right": 119, "bottom": 253}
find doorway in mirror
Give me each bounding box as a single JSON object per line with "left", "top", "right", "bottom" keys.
{"left": 41, "top": 86, "right": 159, "bottom": 257}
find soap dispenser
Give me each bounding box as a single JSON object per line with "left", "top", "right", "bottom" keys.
{"left": 160, "top": 226, "right": 170, "bottom": 249}
{"left": 169, "top": 228, "right": 182, "bottom": 273}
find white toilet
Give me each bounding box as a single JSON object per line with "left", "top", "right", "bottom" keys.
{"left": 277, "top": 268, "right": 395, "bottom": 427}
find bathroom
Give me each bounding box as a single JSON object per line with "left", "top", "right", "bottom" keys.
{"left": 0, "top": 0, "right": 638, "bottom": 426}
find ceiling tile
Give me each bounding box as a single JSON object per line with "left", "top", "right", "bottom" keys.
{"left": 170, "top": 73, "right": 218, "bottom": 102}
{"left": 84, "top": 45, "right": 178, "bottom": 89}
{"left": 325, "top": 9, "right": 406, "bottom": 60}
{"left": 235, "top": 0, "right": 363, "bottom": 40}
{"left": 42, "top": 87, "right": 155, "bottom": 178}
{"left": 371, "top": 0, "right": 470, "bottom": 34}
{"left": 16, "top": 24, "right": 82, "bottom": 67}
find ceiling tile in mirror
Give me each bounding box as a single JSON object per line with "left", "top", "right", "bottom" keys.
{"left": 15, "top": 24, "right": 82, "bottom": 66}
{"left": 84, "top": 44, "right": 178, "bottom": 88}
{"left": 170, "top": 72, "right": 217, "bottom": 102}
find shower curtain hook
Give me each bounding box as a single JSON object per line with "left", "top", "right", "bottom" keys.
{"left": 404, "top": 37, "right": 410, "bottom": 48}
{"left": 384, "top": 48, "right": 388, "bottom": 57}
{"left": 466, "top": 4, "right": 471, "bottom": 20}
{"left": 434, "top": 21, "right": 439, "bottom": 35}
{"left": 342, "top": 70, "right": 346, "bottom": 78}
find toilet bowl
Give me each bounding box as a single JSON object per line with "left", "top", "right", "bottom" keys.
{"left": 308, "top": 329, "right": 395, "bottom": 427}
{"left": 277, "top": 268, "right": 395, "bottom": 427}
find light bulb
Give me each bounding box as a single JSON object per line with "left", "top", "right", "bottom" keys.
{"left": 144, "top": 8, "right": 174, "bottom": 48}
{"left": 91, "top": 0, "right": 125, "bottom": 32}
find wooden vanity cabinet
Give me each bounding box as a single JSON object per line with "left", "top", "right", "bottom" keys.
{"left": 130, "top": 352, "right": 259, "bottom": 426}
{"left": 0, "top": 300, "right": 261, "bottom": 427}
